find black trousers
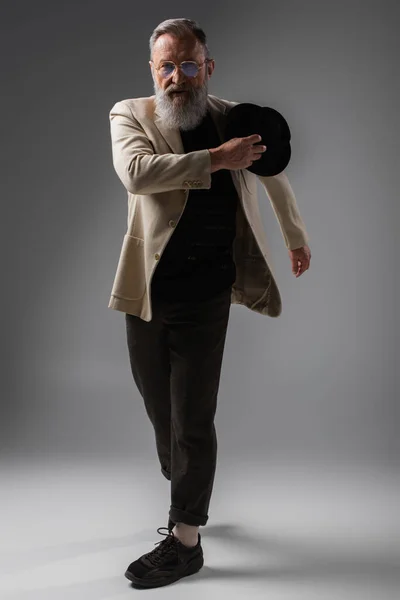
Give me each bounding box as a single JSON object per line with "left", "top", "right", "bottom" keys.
{"left": 125, "top": 285, "right": 232, "bottom": 527}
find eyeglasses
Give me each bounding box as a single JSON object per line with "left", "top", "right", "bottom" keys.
{"left": 150, "top": 59, "right": 211, "bottom": 79}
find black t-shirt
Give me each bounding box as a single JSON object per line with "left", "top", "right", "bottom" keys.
{"left": 151, "top": 109, "right": 239, "bottom": 302}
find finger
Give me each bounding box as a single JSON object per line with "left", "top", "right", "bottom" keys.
{"left": 252, "top": 149, "right": 266, "bottom": 161}
{"left": 246, "top": 134, "right": 262, "bottom": 143}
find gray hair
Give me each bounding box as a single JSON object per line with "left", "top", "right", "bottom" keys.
{"left": 149, "top": 18, "right": 211, "bottom": 60}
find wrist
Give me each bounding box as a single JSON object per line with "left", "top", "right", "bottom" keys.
{"left": 208, "top": 148, "right": 223, "bottom": 173}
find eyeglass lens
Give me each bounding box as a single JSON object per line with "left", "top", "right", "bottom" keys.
{"left": 160, "top": 62, "right": 199, "bottom": 78}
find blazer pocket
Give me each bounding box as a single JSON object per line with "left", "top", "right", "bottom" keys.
{"left": 112, "top": 234, "right": 146, "bottom": 300}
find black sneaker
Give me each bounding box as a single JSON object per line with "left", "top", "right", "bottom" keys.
{"left": 124, "top": 527, "right": 203, "bottom": 588}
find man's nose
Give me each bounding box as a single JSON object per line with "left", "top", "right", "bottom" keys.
{"left": 172, "top": 66, "right": 186, "bottom": 85}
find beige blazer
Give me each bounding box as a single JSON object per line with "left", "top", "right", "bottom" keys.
{"left": 108, "top": 93, "right": 309, "bottom": 322}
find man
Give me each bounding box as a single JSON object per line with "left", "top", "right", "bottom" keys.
{"left": 108, "top": 18, "right": 311, "bottom": 589}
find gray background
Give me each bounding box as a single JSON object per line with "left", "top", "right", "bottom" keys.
{"left": 1, "top": 0, "right": 398, "bottom": 469}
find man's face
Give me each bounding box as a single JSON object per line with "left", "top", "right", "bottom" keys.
{"left": 149, "top": 33, "right": 214, "bottom": 130}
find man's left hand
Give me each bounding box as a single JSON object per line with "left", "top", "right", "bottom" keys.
{"left": 289, "top": 244, "right": 311, "bottom": 277}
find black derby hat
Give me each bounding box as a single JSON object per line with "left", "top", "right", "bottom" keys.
{"left": 223, "top": 103, "right": 291, "bottom": 176}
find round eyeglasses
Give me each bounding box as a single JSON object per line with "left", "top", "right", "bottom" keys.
{"left": 151, "top": 59, "right": 211, "bottom": 79}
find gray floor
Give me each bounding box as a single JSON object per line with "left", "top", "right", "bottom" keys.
{"left": 1, "top": 458, "right": 399, "bottom": 599}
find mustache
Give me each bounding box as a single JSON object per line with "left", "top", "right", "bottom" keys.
{"left": 167, "top": 87, "right": 190, "bottom": 94}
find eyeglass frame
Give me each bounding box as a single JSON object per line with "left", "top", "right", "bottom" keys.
{"left": 149, "top": 58, "right": 212, "bottom": 79}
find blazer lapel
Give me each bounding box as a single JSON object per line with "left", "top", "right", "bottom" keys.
{"left": 153, "top": 113, "right": 184, "bottom": 154}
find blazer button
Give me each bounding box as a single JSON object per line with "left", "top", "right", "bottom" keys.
{"left": 169, "top": 220, "right": 176, "bottom": 228}
{"left": 155, "top": 253, "right": 160, "bottom": 260}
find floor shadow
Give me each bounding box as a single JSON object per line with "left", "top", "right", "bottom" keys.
{"left": 1, "top": 521, "right": 399, "bottom": 589}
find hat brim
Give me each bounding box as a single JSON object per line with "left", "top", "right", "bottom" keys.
{"left": 223, "top": 103, "right": 292, "bottom": 176}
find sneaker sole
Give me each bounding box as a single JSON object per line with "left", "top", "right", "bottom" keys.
{"left": 124, "top": 553, "right": 204, "bottom": 588}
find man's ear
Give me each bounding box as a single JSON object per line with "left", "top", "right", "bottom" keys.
{"left": 149, "top": 61, "right": 155, "bottom": 80}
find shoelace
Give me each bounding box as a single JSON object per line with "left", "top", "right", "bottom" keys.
{"left": 143, "top": 527, "right": 178, "bottom": 567}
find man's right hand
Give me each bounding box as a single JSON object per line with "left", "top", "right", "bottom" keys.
{"left": 209, "top": 135, "right": 267, "bottom": 172}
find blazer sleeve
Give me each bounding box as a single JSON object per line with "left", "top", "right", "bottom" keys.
{"left": 257, "top": 171, "right": 310, "bottom": 250}
{"left": 109, "top": 100, "right": 212, "bottom": 195}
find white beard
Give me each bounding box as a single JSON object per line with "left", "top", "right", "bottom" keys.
{"left": 153, "top": 78, "right": 209, "bottom": 131}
